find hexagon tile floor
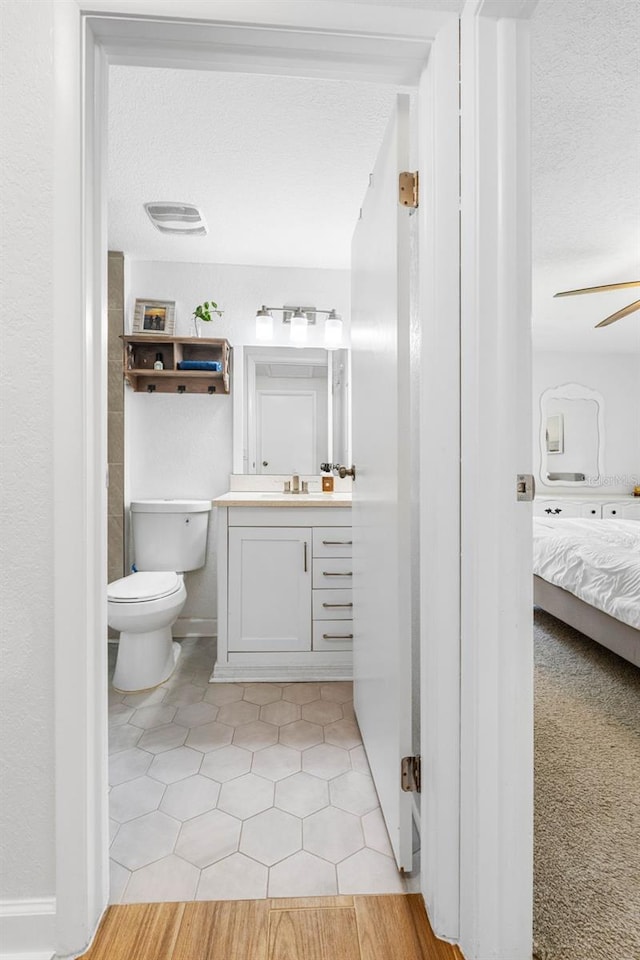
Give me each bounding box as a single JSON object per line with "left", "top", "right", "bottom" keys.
{"left": 108, "top": 637, "right": 406, "bottom": 904}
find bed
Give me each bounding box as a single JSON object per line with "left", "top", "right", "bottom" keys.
{"left": 533, "top": 517, "right": 640, "bottom": 667}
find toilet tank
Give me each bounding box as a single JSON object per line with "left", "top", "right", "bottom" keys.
{"left": 131, "top": 500, "right": 212, "bottom": 572}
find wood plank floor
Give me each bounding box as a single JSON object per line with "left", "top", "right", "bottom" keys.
{"left": 79, "top": 894, "right": 464, "bottom": 960}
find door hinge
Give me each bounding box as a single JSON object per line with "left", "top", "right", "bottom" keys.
{"left": 401, "top": 755, "right": 421, "bottom": 793}
{"left": 516, "top": 473, "right": 535, "bottom": 502}
{"left": 399, "top": 171, "right": 419, "bottom": 208}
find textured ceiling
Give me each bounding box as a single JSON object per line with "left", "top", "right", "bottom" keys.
{"left": 531, "top": 0, "right": 640, "bottom": 351}
{"left": 108, "top": 69, "right": 397, "bottom": 270}
{"left": 108, "top": 0, "right": 640, "bottom": 351}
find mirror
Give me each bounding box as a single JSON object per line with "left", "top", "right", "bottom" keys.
{"left": 234, "top": 346, "right": 351, "bottom": 475}
{"left": 539, "top": 382, "right": 605, "bottom": 485}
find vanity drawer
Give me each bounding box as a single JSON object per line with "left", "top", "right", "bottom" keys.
{"left": 313, "top": 557, "right": 353, "bottom": 588}
{"left": 313, "top": 528, "right": 353, "bottom": 558}
{"left": 313, "top": 589, "right": 353, "bottom": 620}
{"left": 313, "top": 620, "right": 353, "bottom": 651}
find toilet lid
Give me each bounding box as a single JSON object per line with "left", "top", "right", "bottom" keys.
{"left": 107, "top": 571, "right": 181, "bottom": 603}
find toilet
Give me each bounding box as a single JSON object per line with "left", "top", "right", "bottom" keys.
{"left": 108, "top": 499, "right": 212, "bottom": 692}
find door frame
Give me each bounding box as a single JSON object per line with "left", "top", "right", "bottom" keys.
{"left": 457, "top": 4, "right": 535, "bottom": 959}
{"left": 51, "top": 2, "right": 534, "bottom": 958}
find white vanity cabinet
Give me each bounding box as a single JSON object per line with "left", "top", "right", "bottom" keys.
{"left": 213, "top": 499, "right": 353, "bottom": 681}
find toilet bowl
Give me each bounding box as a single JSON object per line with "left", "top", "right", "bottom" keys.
{"left": 108, "top": 571, "right": 186, "bottom": 692}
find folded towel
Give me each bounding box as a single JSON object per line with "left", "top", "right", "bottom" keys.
{"left": 177, "top": 360, "right": 222, "bottom": 371}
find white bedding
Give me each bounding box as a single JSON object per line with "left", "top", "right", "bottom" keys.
{"left": 533, "top": 518, "right": 640, "bottom": 630}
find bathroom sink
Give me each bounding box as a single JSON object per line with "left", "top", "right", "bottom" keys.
{"left": 254, "top": 492, "right": 323, "bottom": 499}
{"left": 213, "top": 490, "right": 351, "bottom": 507}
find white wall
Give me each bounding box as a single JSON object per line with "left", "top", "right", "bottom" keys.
{"left": 126, "top": 260, "right": 350, "bottom": 622}
{"left": 0, "top": 0, "right": 57, "bottom": 907}
{"left": 533, "top": 351, "right": 640, "bottom": 495}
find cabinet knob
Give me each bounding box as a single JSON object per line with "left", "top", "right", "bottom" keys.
{"left": 262, "top": 460, "right": 269, "bottom": 467}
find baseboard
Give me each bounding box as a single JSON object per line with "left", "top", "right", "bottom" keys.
{"left": 211, "top": 662, "right": 352, "bottom": 682}
{"left": 0, "top": 898, "right": 56, "bottom": 960}
{"left": 173, "top": 617, "right": 217, "bottom": 638}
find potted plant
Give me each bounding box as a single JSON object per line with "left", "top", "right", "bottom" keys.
{"left": 192, "top": 300, "right": 223, "bottom": 337}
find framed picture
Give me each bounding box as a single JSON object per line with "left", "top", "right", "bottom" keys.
{"left": 132, "top": 299, "right": 176, "bottom": 335}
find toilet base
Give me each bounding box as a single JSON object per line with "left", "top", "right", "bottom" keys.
{"left": 112, "top": 629, "right": 181, "bottom": 693}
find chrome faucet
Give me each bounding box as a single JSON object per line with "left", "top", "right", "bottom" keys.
{"left": 283, "top": 473, "right": 308, "bottom": 494}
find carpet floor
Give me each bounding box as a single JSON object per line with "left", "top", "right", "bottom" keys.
{"left": 534, "top": 608, "right": 640, "bottom": 960}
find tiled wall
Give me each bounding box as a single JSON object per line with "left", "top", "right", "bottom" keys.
{"left": 108, "top": 252, "right": 125, "bottom": 599}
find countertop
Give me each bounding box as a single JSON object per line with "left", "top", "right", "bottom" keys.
{"left": 213, "top": 491, "right": 352, "bottom": 508}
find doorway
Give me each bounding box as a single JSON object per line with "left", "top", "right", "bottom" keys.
{"left": 105, "top": 57, "right": 418, "bottom": 907}
{"left": 50, "top": 6, "right": 535, "bottom": 960}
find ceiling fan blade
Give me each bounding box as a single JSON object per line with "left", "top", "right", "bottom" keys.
{"left": 595, "top": 299, "right": 640, "bottom": 328}
{"left": 554, "top": 280, "right": 640, "bottom": 298}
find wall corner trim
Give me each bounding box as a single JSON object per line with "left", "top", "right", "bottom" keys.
{"left": 0, "top": 898, "right": 56, "bottom": 960}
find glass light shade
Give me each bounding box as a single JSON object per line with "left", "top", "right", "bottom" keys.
{"left": 289, "top": 312, "right": 308, "bottom": 343}
{"left": 324, "top": 311, "right": 343, "bottom": 345}
{"left": 255, "top": 310, "right": 274, "bottom": 341}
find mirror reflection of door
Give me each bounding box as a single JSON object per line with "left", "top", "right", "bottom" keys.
{"left": 242, "top": 347, "right": 340, "bottom": 474}
{"left": 257, "top": 390, "right": 317, "bottom": 474}
{"left": 331, "top": 348, "right": 351, "bottom": 467}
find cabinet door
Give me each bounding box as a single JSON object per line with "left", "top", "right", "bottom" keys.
{"left": 228, "top": 527, "right": 311, "bottom": 652}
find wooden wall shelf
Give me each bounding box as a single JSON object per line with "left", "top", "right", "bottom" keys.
{"left": 122, "top": 336, "right": 231, "bottom": 394}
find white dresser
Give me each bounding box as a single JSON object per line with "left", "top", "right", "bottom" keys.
{"left": 533, "top": 497, "right": 640, "bottom": 519}
{"left": 212, "top": 494, "right": 353, "bottom": 681}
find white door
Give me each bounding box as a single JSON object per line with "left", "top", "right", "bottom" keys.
{"left": 257, "top": 391, "right": 316, "bottom": 474}
{"left": 228, "top": 527, "right": 312, "bottom": 652}
{"left": 351, "top": 95, "right": 413, "bottom": 871}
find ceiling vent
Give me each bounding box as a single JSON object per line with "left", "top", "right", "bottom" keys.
{"left": 144, "top": 202, "right": 207, "bottom": 237}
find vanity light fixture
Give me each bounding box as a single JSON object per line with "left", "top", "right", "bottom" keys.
{"left": 324, "top": 309, "right": 343, "bottom": 345}
{"left": 253, "top": 304, "right": 343, "bottom": 346}
{"left": 255, "top": 306, "right": 274, "bottom": 342}
{"left": 289, "top": 307, "right": 309, "bottom": 344}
